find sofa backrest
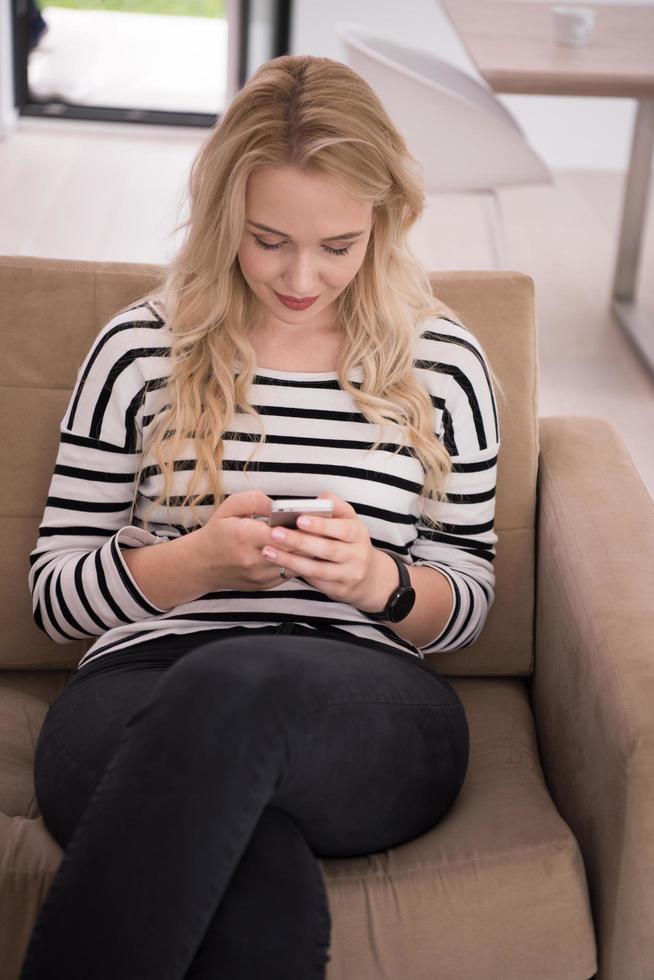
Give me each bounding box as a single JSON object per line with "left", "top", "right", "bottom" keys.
{"left": 0, "top": 255, "right": 538, "bottom": 676}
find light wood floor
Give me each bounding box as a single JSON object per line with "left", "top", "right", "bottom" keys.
{"left": 1, "top": 119, "right": 652, "bottom": 499}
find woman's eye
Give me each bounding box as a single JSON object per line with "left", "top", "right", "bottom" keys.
{"left": 253, "top": 236, "right": 284, "bottom": 252}
{"left": 252, "top": 235, "right": 351, "bottom": 256}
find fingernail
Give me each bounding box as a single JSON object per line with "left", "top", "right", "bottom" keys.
{"left": 263, "top": 548, "right": 277, "bottom": 560}
{"left": 297, "top": 517, "right": 311, "bottom": 528}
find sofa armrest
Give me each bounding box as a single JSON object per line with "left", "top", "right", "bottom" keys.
{"left": 532, "top": 416, "right": 654, "bottom": 979}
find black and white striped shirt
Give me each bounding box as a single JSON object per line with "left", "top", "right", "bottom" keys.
{"left": 29, "top": 299, "right": 500, "bottom": 671}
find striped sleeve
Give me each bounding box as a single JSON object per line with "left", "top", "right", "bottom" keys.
{"left": 410, "top": 327, "right": 500, "bottom": 654}
{"left": 28, "top": 315, "right": 170, "bottom": 644}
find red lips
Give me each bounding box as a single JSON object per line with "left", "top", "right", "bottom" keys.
{"left": 274, "top": 291, "right": 319, "bottom": 310}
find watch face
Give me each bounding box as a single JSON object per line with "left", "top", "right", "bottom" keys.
{"left": 391, "top": 588, "right": 416, "bottom": 622}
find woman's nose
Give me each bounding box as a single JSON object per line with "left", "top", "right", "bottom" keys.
{"left": 283, "top": 254, "right": 319, "bottom": 295}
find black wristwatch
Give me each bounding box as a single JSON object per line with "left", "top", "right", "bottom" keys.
{"left": 364, "top": 551, "right": 416, "bottom": 623}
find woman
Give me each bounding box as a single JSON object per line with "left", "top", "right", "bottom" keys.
{"left": 21, "top": 54, "right": 501, "bottom": 979}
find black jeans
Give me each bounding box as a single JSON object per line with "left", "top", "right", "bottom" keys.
{"left": 20, "top": 623, "right": 469, "bottom": 980}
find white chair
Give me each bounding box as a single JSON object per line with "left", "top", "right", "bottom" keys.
{"left": 337, "top": 21, "right": 553, "bottom": 269}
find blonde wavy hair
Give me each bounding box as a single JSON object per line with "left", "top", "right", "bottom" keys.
{"left": 120, "top": 54, "right": 503, "bottom": 534}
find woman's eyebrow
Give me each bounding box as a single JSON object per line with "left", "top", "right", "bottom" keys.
{"left": 247, "top": 220, "right": 365, "bottom": 242}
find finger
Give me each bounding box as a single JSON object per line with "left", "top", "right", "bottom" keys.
{"left": 316, "top": 492, "right": 357, "bottom": 520}
{"left": 262, "top": 547, "right": 337, "bottom": 580}
{"left": 270, "top": 527, "right": 345, "bottom": 561}
{"left": 293, "top": 514, "right": 353, "bottom": 542}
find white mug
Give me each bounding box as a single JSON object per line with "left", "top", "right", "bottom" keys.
{"left": 550, "top": 5, "right": 596, "bottom": 47}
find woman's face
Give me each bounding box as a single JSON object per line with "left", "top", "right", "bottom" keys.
{"left": 237, "top": 165, "right": 373, "bottom": 339}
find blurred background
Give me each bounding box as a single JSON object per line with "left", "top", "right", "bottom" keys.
{"left": 0, "top": 0, "right": 652, "bottom": 495}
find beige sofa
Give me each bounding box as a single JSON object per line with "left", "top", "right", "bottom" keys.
{"left": 1, "top": 255, "right": 653, "bottom": 979}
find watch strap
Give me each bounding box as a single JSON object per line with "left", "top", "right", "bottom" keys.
{"left": 365, "top": 550, "right": 413, "bottom": 621}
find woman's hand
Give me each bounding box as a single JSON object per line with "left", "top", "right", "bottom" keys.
{"left": 260, "top": 492, "right": 381, "bottom": 608}
{"left": 194, "top": 489, "right": 293, "bottom": 592}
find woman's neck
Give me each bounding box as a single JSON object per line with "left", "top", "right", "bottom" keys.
{"left": 250, "top": 324, "right": 342, "bottom": 371}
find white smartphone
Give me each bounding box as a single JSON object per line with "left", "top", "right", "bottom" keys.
{"left": 253, "top": 497, "right": 334, "bottom": 527}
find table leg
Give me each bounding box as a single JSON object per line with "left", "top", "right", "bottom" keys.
{"left": 611, "top": 98, "right": 654, "bottom": 376}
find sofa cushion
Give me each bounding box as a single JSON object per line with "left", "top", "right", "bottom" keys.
{"left": 323, "top": 677, "right": 598, "bottom": 979}
{"left": 1, "top": 676, "right": 596, "bottom": 979}
{"left": 0, "top": 686, "right": 47, "bottom": 818}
